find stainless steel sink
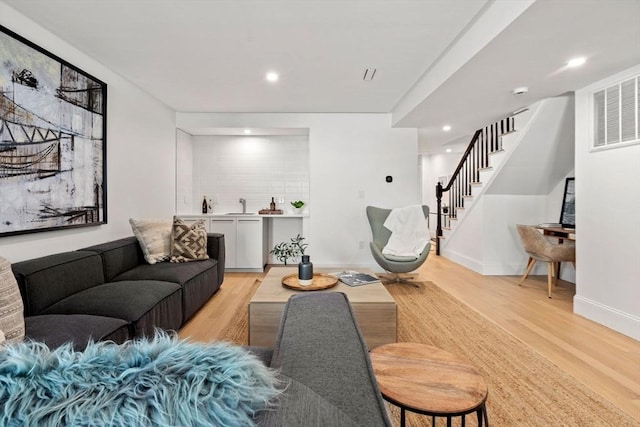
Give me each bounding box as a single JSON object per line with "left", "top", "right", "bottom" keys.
{"left": 225, "top": 212, "right": 257, "bottom": 215}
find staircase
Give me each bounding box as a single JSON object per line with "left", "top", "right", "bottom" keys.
{"left": 435, "top": 107, "right": 537, "bottom": 255}
{"left": 432, "top": 95, "right": 575, "bottom": 276}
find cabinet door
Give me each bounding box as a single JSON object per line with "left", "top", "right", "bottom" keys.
{"left": 236, "top": 217, "right": 263, "bottom": 269}
{"left": 210, "top": 218, "right": 237, "bottom": 268}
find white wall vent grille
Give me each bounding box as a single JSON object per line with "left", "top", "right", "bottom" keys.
{"left": 592, "top": 74, "right": 639, "bottom": 150}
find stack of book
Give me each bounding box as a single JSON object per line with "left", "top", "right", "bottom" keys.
{"left": 330, "top": 271, "right": 380, "bottom": 287}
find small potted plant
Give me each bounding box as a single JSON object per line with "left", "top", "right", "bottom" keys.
{"left": 290, "top": 200, "right": 305, "bottom": 214}
{"left": 270, "top": 234, "right": 307, "bottom": 265}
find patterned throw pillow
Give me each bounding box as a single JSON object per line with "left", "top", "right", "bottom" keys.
{"left": 170, "top": 217, "right": 209, "bottom": 263}
{"left": 129, "top": 218, "right": 172, "bottom": 264}
{"left": 0, "top": 256, "right": 25, "bottom": 345}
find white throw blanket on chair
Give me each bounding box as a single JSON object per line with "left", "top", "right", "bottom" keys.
{"left": 382, "top": 205, "right": 428, "bottom": 258}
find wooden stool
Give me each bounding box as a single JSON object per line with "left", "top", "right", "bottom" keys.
{"left": 370, "top": 342, "right": 489, "bottom": 427}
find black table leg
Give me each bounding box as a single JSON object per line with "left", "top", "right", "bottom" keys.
{"left": 483, "top": 404, "right": 489, "bottom": 427}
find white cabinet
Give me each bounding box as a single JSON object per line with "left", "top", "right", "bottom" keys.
{"left": 209, "top": 216, "right": 264, "bottom": 272}
{"left": 210, "top": 218, "right": 237, "bottom": 268}
{"left": 177, "top": 215, "right": 266, "bottom": 271}
{"left": 236, "top": 217, "right": 264, "bottom": 269}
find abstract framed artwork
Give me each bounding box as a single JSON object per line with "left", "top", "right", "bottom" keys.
{"left": 0, "top": 25, "right": 107, "bottom": 237}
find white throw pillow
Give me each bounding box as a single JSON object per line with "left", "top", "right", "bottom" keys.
{"left": 0, "top": 256, "right": 25, "bottom": 344}
{"left": 129, "top": 218, "right": 172, "bottom": 264}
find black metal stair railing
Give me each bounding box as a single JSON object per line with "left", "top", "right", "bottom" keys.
{"left": 435, "top": 117, "right": 514, "bottom": 255}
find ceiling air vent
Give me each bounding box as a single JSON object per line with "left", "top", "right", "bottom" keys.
{"left": 363, "top": 68, "right": 376, "bottom": 81}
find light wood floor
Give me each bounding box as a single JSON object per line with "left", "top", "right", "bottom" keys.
{"left": 179, "top": 254, "right": 640, "bottom": 423}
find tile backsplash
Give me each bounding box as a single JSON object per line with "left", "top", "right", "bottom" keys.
{"left": 191, "top": 135, "right": 309, "bottom": 214}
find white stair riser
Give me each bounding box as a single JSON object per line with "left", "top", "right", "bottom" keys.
{"left": 488, "top": 150, "right": 506, "bottom": 167}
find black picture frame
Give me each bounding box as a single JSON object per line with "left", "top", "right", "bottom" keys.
{"left": 559, "top": 177, "right": 575, "bottom": 229}
{"left": 0, "top": 25, "right": 107, "bottom": 237}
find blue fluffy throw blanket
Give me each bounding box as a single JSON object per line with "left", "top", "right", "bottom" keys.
{"left": 0, "top": 333, "right": 280, "bottom": 426}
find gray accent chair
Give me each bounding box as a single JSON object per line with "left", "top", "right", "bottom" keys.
{"left": 366, "top": 205, "right": 431, "bottom": 286}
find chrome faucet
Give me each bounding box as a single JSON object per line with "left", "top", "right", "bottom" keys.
{"left": 239, "top": 198, "right": 246, "bottom": 214}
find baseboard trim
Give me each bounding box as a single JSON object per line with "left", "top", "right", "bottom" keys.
{"left": 574, "top": 295, "right": 640, "bottom": 340}
{"left": 441, "top": 249, "right": 483, "bottom": 274}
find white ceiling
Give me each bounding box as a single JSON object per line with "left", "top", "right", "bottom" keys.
{"left": 4, "top": 0, "right": 640, "bottom": 152}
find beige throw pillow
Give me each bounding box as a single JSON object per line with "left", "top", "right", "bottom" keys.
{"left": 129, "top": 218, "right": 172, "bottom": 264}
{"left": 170, "top": 217, "right": 209, "bottom": 263}
{"left": 0, "top": 256, "right": 25, "bottom": 345}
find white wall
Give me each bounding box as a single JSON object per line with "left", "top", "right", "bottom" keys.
{"left": 176, "top": 113, "right": 420, "bottom": 269}
{"left": 176, "top": 129, "right": 194, "bottom": 215}
{"left": 190, "top": 135, "right": 309, "bottom": 214}
{"left": 0, "top": 4, "right": 176, "bottom": 262}
{"left": 574, "top": 65, "right": 640, "bottom": 340}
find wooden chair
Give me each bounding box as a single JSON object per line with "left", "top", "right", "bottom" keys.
{"left": 516, "top": 224, "right": 576, "bottom": 298}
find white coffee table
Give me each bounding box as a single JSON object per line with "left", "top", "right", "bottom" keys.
{"left": 248, "top": 267, "right": 397, "bottom": 349}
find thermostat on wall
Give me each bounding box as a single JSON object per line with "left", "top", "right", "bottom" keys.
{"left": 385, "top": 176, "right": 393, "bottom": 183}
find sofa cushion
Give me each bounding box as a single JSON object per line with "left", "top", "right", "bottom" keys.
{"left": 81, "top": 237, "right": 145, "bottom": 282}
{"left": 129, "top": 218, "right": 172, "bottom": 264}
{"left": 271, "top": 293, "right": 391, "bottom": 427}
{"left": 25, "top": 314, "right": 130, "bottom": 351}
{"left": 0, "top": 257, "right": 25, "bottom": 344}
{"left": 42, "top": 280, "right": 183, "bottom": 338}
{"left": 255, "top": 374, "right": 361, "bottom": 426}
{"left": 170, "top": 217, "right": 209, "bottom": 263}
{"left": 112, "top": 260, "right": 220, "bottom": 322}
{"left": 12, "top": 251, "right": 105, "bottom": 316}
{"left": 243, "top": 346, "right": 274, "bottom": 366}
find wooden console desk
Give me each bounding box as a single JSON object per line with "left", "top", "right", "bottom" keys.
{"left": 536, "top": 225, "right": 575, "bottom": 241}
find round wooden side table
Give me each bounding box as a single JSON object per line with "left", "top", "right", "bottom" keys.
{"left": 370, "top": 342, "right": 489, "bottom": 427}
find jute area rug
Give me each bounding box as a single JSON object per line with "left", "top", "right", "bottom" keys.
{"left": 382, "top": 281, "right": 638, "bottom": 427}
{"left": 218, "top": 279, "right": 637, "bottom": 426}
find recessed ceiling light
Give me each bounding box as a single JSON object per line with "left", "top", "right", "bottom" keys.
{"left": 243, "top": 129, "right": 251, "bottom": 135}
{"left": 513, "top": 86, "right": 528, "bottom": 95}
{"left": 266, "top": 72, "right": 279, "bottom": 82}
{"left": 446, "top": 148, "right": 452, "bottom": 153}
{"left": 567, "top": 57, "right": 586, "bottom": 68}
{"left": 442, "top": 125, "right": 451, "bottom": 132}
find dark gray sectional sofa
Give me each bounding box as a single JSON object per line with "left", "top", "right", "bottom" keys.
{"left": 11, "top": 234, "right": 225, "bottom": 350}
{"left": 9, "top": 236, "right": 392, "bottom": 425}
